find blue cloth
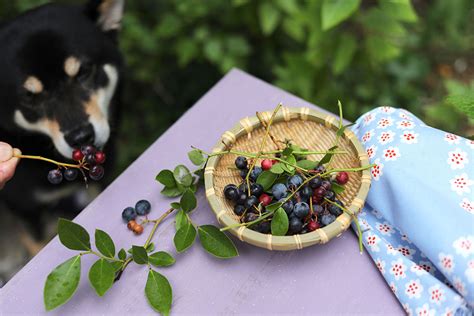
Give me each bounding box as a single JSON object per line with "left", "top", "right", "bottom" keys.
{"left": 351, "top": 107, "right": 474, "bottom": 315}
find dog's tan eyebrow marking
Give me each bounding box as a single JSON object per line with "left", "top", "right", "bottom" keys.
{"left": 64, "top": 56, "right": 81, "bottom": 77}
{"left": 23, "top": 76, "right": 43, "bottom": 94}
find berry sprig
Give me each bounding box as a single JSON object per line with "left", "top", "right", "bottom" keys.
{"left": 14, "top": 144, "right": 106, "bottom": 185}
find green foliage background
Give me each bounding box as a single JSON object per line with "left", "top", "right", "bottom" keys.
{"left": 1, "top": 0, "right": 473, "bottom": 174}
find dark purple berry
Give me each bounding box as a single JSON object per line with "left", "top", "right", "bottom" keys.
{"left": 122, "top": 207, "right": 136, "bottom": 222}
{"left": 89, "top": 165, "right": 104, "bottom": 181}
{"left": 243, "top": 212, "right": 259, "bottom": 223}
{"left": 244, "top": 195, "right": 259, "bottom": 209}
{"left": 135, "top": 199, "right": 151, "bottom": 215}
{"left": 224, "top": 184, "right": 239, "bottom": 201}
{"left": 239, "top": 168, "right": 249, "bottom": 179}
{"left": 63, "top": 168, "right": 78, "bottom": 181}
{"left": 236, "top": 193, "right": 247, "bottom": 205}
{"left": 255, "top": 221, "right": 271, "bottom": 234}
{"left": 321, "top": 213, "right": 336, "bottom": 226}
{"left": 249, "top": 167, "right": 262, "bottom": 181}
{"left": 235, "top": 156, "right": 248, "bottom": 170}
{"left": 47, "top": 169, "right": 63, "bottom": 184}
{"left": 300, "top": 186, "right": 312, "bottom": 199}
{"left": 280, "top": 199, "right": 294, "bottom": 215}
{"left": 250, "top": 183, "right": 264, "bottom": 197}
{"left": 324, "top": 190, "right": 336, "bottom": 201}
{"left": 321, "top": 180, "right": 331, "bottom": 190}
{"left": 81, "top": 145, "right": 96, "bottom": 155}
{"left": 294, "top": 202, "right": 310, "bottom": 219}
{"left": 233, "top": 204, "right": 246, "bottom": 216}
{"left": 309, "top": 176, "right": 322, "bottom": 189}
{"left": 85, "top": 153, "right": 96, "bottom": 165}
{"left": 289, "top": 217, "right": 303, "bottom": 233}
{"left": 286, "top": 175, "right": 303, "bottom": 189}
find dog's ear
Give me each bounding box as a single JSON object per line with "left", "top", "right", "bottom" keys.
{"left": 84, "top": 0, "right": 124, "bottom": 32}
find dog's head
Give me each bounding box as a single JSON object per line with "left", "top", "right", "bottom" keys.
{"left": 0, "top": 0, "right": 124, "bottom": 158}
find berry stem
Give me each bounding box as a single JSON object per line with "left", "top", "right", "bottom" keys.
{"left": 13, "top": 154, "right": 81, "bottom": 169}
{"left": 144, "top": 207, "right": 176, "bottom": 248}
{"left": 90, "top": 250, "right": 124, "bottom": 262}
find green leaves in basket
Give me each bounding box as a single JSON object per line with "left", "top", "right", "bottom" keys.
{"left": 296, "top": 159, "right": 318, "bottom": 170}
{"left": 331, "top": 182, "right": 345, "bottom": 194}
{"left": 256, "top": 170, "right": 278, "bottom": 190}
{"left": 270, "top": 162, "right": 285, "bottom": 174}
{"left": 88, "top": 259, "right": 115, "bottom": 297}
{"left": 198, "top": 225, "right": 238, "bottom": 259}
{"left": 266, "top": 202, "right": 283, "bottom": 212}
{"left": 188, "top": 149, "right": 206, "bottom": 166}
{"left": 281, "top": 154, "right": 296, "bottom": 174}
{"left": 145, "top": 269, "right": 172, "bottom": 315}
{"left": 173, "top": 221, "right": 196, "bottom": 252}
{"left": 58, "top": 218, "right": 91, "bottom": 251}
{"left": 132, "top": 245, "right": 149, "bottom": 264}
{"left": 44, "top": 255, "right": 81, "bottom": 311}
{"left": 271, "top": 207, "right": 289, "bottom": 236}
{"left": 149, "top": 251, "right": 176, "bottom": 267}
{"left": 318, "top": 146, "right": 338, "bottom": 166}
{"left": 95, "top": 229, "right": 115, "bottom": 258}
{"left": 180, "top": 189, "right": 197, "bottom": 212}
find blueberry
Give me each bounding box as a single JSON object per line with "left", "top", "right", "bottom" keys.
{"left": 294, "top": 202, "right": 310, "bottom": 219}
{"left": 249, "top": 167, "right": 262, "bottom": 181}
{"left": 309, "top": 176, "right": 322, "bottom": 189}
{"left": 47, "top": 169, "right": 63, "bottom": 184}
{"left": 85, "top": 153, "right": 96, "bottom": 165}
{"left": 224, "top": 184, "right": 239, "bottom": 201}
{"left": 280, "top": 198, "right": 294, "bottom": 215}
{"left": 300, "top": 186, "right": 312, "bottom": 199}
{"left": 122, "top": 207, "right": 137, "bottom": 222}
{"left": 324, "top": 190, "right": 336, "bottom": 201}
{"left": 89, "top": 165, "right": 104, "bottom": 181}
{"left": 255, "top": 221, "right": 271, "bottom": 234}
{"left": 235, "top": 156, "right": 248, "bottom": 170}
{"left": 272, "top": 183, "right": 287, "bottom": 200}
{"left": 238, "top": 183, "right": 248, "bottom": 194}
{"left": 286, "top": 175, "right": 303, "bottom": 189}
{"left": 313, "top": 204, "right": 324, "bottom": 214}
{"left": 320, "top": 213, "right": 336, "bottom": 226}
{"left": 250, "top": 183, "right": 264, "bottom": 197}
{"left": 321, "top": 180, "right": 332, "bottom": 190}
{"left": 289, "top": 217, "right": 303, "bottom": 233}
{"left": 64, "top": 169, "right": 78, "bottom": 181}
{"left": 233, "top": 204, "right": 246, "bottom": 216}
{"left": 328, "top": 204, "right": 343, "bottom": 216}
{"left": 244, "top": 195, "right": 259, "bottom": 209}
{"left": 236, "top": 193, "right": 247, "bottom": 205}
{"left": 244, "top": 212, "right": 259, "bottom": 223}
{"left": 81, "top": 145, "right": 96, "bottom": 155}
{"left": 239, "top": 168, "right": 249, "bottom": 179}
{"left": 135, "top": 199, "right": 151, "bottom": 215}
{"left": 315, "top": 165, "right": 326, "bottom": 174}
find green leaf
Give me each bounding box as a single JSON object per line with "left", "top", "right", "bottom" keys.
{"left": 44, "top": 255, "right": 81, "bottom": 311}
{"left": 270, "top": 163, "right": 285, "bottom": 174}
{"left": 145, "top": 269, "right": 172, "bottom": 315}
{"left": 88, "top": 259, "right": 115, "bottom": 297}
{"left": 366, "top": 36, "right": 401, "bottom": 63}
{"left": 259, "top": 2, "right": 281, "bottom": 35}
{"left": 446, "top": 92, "right": 474, "bottom": 119}
{"left": 281, "top": 154, "right": 296, "bottom": 173}
{"left": 95, "top": 229, "right": 115, "bottom": 258}
{"left": 149, "top": 251, "right": 176, "bottom": 267}
{"left": 296, "top": 159, "right": 318, "bottom": 170}
{"left": 321, "top": 0, "right": 361, "bottom": 30}
{"left": 198, "top": 225, "right": 238, "bottom": 259}
{"left": 156, "top": 169, "right": 176, "bottom": 187}
{"left": 271, "top": 207, "right": 289, "bottom": 236}
{"left": 331, "top": 182, "right": 346, "bottom": 194}
{"left": 256, "top": 170, "right": 278, "bottom": 191}
{"left": 333, "top": 34, "right": 357, "bottom": 75}
{"left": 57, "top": 218, "right": 91, "bottom": 251}
{"left": 175, "top": 210, "right": 189, "bottom": 231}
{"left": 171, "top": 202, "right": 181, "bottom": 209}
{"left": 118, "top": 248, "right": 126, "bottom": 260}
{"left": 173, "top": 165, "right": 193, "bottom": 187}
{"left": 318, "top": 146, "right": 338, "bottom": 166}
{"left": 132, "top": 245, "right": 149, "bottom": 264}
{"left": 266, "top": 202, "right": 283, "bottom": 212}
{"left": 282, "top": 146, "right": 294, "bottom": 157}
{"left": 337, "top": 122, "right": 356, "bottom": 137}
{"left": 188, "top": 149, "right": 205, "bottom": 165}
{"left": 161, "top": 186, "right": 184, "bottom": 198}
{"left": 379, "top": 0, "right": 417, "bottom": 22}
{"left": 146, "top": 243, "right": 155, "bottom": 253}
{"left": 173, "top": 222, "right": 196, "bottom": 252}
{"left": 110, "top": 261, "right": 122, "bottom": 272}
{"left": 180, "top": 189, "right": 197, "bottom": 213}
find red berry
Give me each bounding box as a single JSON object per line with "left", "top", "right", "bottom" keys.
{"left": 72, "top": 149, "right": 84, "bottom": 161}
{"left": 307, "top": 220, "right": 320, "bottom": 231}
{"left": 261, "top": 159, "right": 272, "bottom": 170}
{"left": 336, "top": 171, "right": 349, "bottom": 185}
{"left": 95, "top": 151, "right": 106, "bottom": 164}
{"left": 259, "top": 193, "right": 272, "bottom": 206}
{"left": 314, "top": 187, "right": 326, "bottom": 198}
{"left": 271, "top": 159, "right": 278, "bottom": 165}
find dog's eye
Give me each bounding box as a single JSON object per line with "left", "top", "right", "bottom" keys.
{"left": 77, "top": 63, "right": 96, "bottom": 82}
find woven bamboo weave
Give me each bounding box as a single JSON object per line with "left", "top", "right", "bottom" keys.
{"left": 204, "top": 107, "right": 371, "bottom": 250}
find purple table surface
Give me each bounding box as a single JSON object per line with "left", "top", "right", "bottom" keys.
{"left": 0, "top": 69, "right": 403, "bottom": 315}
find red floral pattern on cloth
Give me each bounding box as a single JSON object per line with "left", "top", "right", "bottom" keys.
{"left": 383, "top": 146, "right": 401, "bottom": 161}
{"left": 444, "top": 133, "right": 460, "bottom": 144}
{"left": 447, "top": 148, "right": 469, "bottom": 170}
{"left": 377, "top": 117, "right": 393, "bottom": 129}
{"left": 401, "top": 131, "right": 418, "bottom": 144}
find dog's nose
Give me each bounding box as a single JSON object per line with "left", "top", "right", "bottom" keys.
{"left": 64, "top": 124, "right": 95, "bottom": 147}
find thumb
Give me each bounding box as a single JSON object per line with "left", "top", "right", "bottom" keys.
{"left": 0, "top": 142, "right": 13, "bottom": 162}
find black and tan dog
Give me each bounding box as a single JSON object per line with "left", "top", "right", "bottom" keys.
{"left": 0, "top": 0, "right": 124, "bottom": 283}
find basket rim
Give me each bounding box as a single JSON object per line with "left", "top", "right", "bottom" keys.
{"left": 204, "top": 106, "right": 371, "bottom": 250}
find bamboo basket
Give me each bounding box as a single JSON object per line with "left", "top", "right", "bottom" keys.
{"left": 204, "top": 107, "right": 371, "bottom": 251}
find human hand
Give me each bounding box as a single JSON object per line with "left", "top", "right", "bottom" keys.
{"left": 0, "top": 142, "right": 21, "bottom": 190}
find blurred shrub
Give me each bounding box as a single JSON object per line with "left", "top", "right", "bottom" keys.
{"left": 1, "top": 0, "right": 473, "bottom": 173}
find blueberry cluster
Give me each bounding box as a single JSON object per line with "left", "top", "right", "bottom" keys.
{"left": 121, "top": 199, "right": 152, "bottom": 235}
{"left": 47, "top": 145, "right": 106, "bottom": 184}
{"left": 224, "top": 156, "right": 350, "bottom": 235}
